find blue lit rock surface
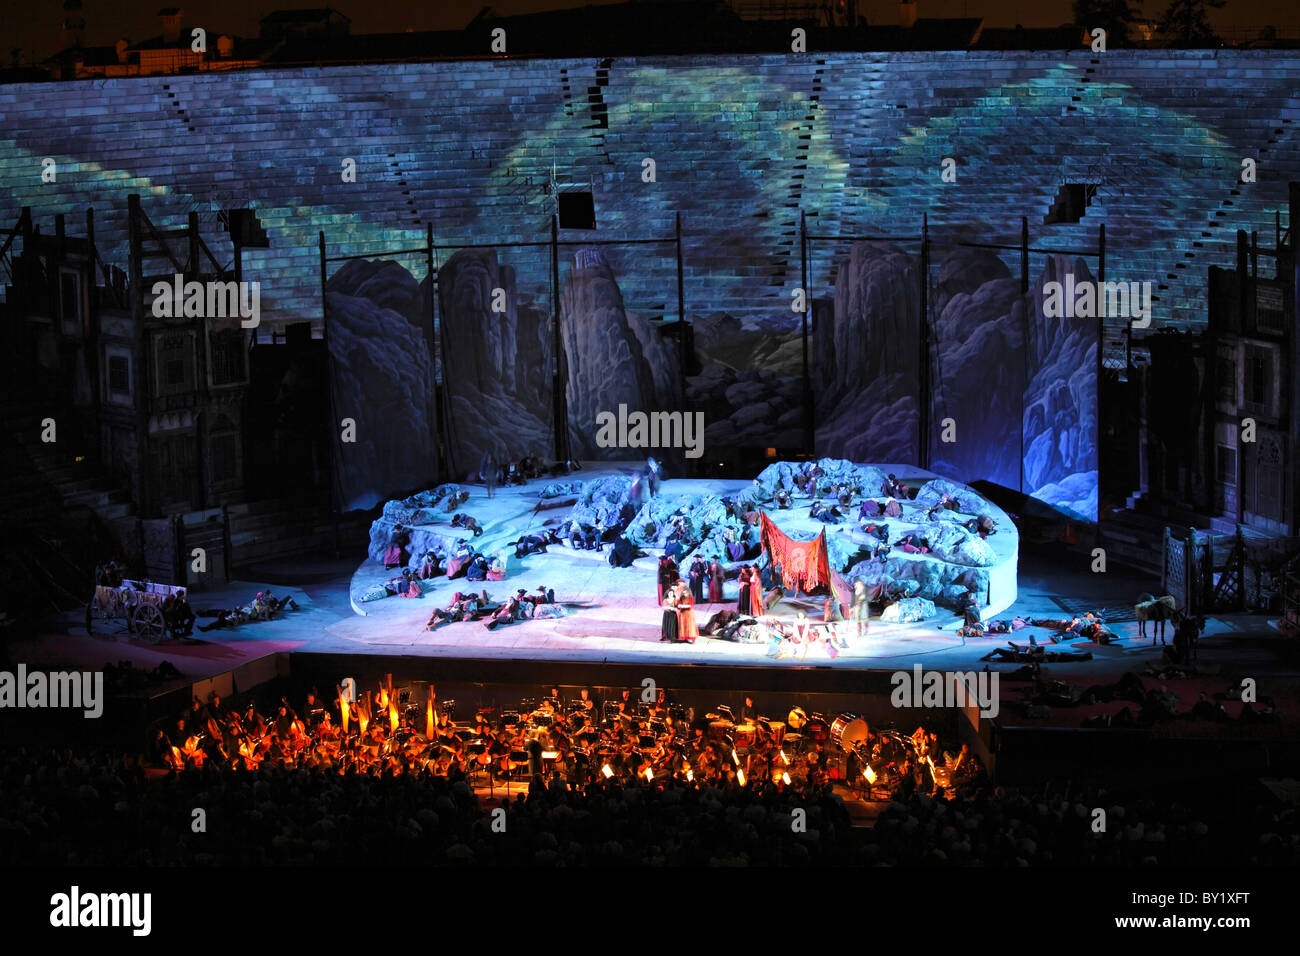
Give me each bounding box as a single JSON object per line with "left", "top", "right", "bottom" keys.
{"left": 438, "top": 248, "right": 554, "bottom": 474}
{"left": 880, "top": 597, "right": 938, "bottom": 624}
{"left": 560, "top": 249, "right": 682, "bottom": 460}
{"left": 325, "top": 259, "right": 439, "bottom": 511}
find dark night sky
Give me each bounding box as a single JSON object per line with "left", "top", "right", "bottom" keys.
{"left": 2, "top": 0, "right": 1289, "bottom": 63}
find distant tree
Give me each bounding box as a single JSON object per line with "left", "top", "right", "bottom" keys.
{"left": 1073, "top": 0, "right": 1145, "bottom": 46}
{"left": 1158, "top": 0, "right": 1226, "bottom": 47}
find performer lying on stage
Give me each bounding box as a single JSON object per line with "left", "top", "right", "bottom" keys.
{"left": 514, "top": 529, "right": 562, "bottom": 559}
{"left": 809, "top": 501, "right": 844, "bottom": 523}
{"left": 425, "top": 590, "right": 491, "bottom": 629}
{"left": 450, "top": 512, "right": 484, "bottom": 536}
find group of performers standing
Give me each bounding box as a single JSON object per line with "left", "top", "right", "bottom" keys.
{"left": 658, "top": 555, "right": 707, "bottom": 643}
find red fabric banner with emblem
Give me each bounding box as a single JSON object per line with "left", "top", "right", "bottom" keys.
{"left": 759, "top": 512, "right": 831, "bottom": 592}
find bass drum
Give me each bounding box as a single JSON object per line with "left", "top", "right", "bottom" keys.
{"left": 805, "top": 713, "right": 830, "bottom": 743}
{"left": 829, "top": 713, "right": 870, "bottom": 752}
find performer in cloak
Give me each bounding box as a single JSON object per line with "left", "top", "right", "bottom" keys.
{"left": 672, "top": 579, "right": 698, "bottom": 644}
{"left": 608, "top": 534, "right": 639, "bottom": 568}
{"left": 725, "top": 530, "right": 746, "bottom": 563}
{"left": 736, "top": 564, "right": 753, "bottom": 616}
{"left": 707, "top": 556, "right": 724, "bottom": 604}
{"left": 646, "top": 456, "right": 663, "bottom": 497}
{"left": 383, "top": 524, "right": 411, "bottom": 569}
{"left": 657, "top": 555, "right": 678, "bottom": 605}
{"left": 688, "top": 555, "right": 707, "bottom": 603}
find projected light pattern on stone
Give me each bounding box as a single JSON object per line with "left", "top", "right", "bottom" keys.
{"left": 3, "top": 50, "right": 1298, "bottom": 520}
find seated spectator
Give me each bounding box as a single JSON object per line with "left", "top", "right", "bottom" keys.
{"left": 486, "top": 554, "right": 506, "bottom": 581}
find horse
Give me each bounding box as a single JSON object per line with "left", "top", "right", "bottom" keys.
{"left": 1135, "top": 593, "right": 1177, "bottom": 644}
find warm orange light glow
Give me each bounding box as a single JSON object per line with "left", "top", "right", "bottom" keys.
{"left": 602, "top": 763, "right": 614, "bottom": 778}
{"left": 736, "top": 769, "right": 746, "bottom": 786}
{"left": 782, "top": 772, "right": 791, "bottom": 785}
{"left": 864, "top": 765, "right": 877, "bottom": 784}
{"left": 644, "top": 768, "right": 653, "bottom": 782}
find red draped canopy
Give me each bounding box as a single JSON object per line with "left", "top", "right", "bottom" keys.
{"left": 758, "top": 512, "right": 832, "bottom": 593}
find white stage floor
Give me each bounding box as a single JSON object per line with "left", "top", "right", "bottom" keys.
{"left": 343, "top": 463, "right": 1023, "bottom": 668}
{"left": 26, "top": 466, "right": 1271, "bottom": 685}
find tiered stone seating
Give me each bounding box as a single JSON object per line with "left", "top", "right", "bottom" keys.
{"left": 1, "top": 50, "right": 1296, "bottom": 334}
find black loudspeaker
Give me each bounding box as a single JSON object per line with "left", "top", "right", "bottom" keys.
{"left": 557, "top": 191, "right": 596, "bottom": 230}
{"left": 226, "top": 208, "right": 270, "bottom": 247}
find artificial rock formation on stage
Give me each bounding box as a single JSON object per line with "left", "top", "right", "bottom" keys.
{"left": 1021, "top": 255, "right": 1100, "bottom": 521}
{"left": 688, "top": 312, "right": 804, "bottom": 454}
{"left": 362, "top": 458, "right": 1017, "bottom": 620}
{"left": 438, "top": 249, "right": 554, "bottom": 474}
{"left": 325, "top": 259, "right": 440, "bottom": 511}
{"left": 815, "top": 242, "right": 922, "bottom": 465}
{"left": 561, "top": 249, "right": 682, "bottom": 460}
{"left": 814, "top": 240, "right": 1098, "bottom": 521}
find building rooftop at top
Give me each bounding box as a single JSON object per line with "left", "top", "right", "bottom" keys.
{"left": 17, "top": 0, "right": 1299, "bottom": 85}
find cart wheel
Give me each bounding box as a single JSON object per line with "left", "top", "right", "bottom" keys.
{"left": 133, "top": 604, "right": 165, "bottom": 644}
{"left": 85, "top": 602, "right": 94, "bottom": 635}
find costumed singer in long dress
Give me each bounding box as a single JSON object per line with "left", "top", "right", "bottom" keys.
{"left": 660, "top": 584, "right": 680, "bottom": 643}
{"left": 746, "top": 566, "right": 765, "bottom": 617}
{"left": 737, "top": 564, "right": 753, "bottom": 615}
{"left": 707, "top": 557, "right": 724, "bottom": 604}
{"left": 672, "top": 580, "right": 698, "bottom": 644}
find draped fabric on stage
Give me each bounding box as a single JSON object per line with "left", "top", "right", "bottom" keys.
{"left": 758, "top": 513, "right": 831, "bottom": 592}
